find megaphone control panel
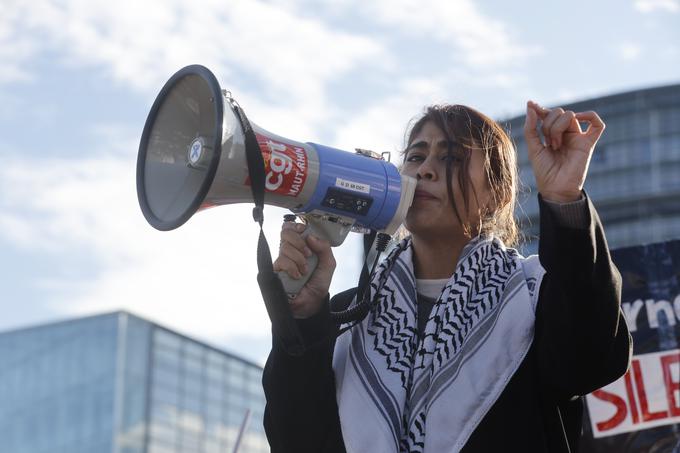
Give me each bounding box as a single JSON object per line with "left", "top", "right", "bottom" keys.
{"left": 321, "top": 187, "right": 373, "bottom": 216}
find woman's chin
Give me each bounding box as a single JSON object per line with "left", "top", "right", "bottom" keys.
{"left": 404, "top": 218, "right": 441, "bottom": 237}
{"left": 404, "top": 214, "right": 464, "bottom": 240}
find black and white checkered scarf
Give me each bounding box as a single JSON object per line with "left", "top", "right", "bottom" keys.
{"left": 333, "top": 235, "right": 545, "bottom": 452}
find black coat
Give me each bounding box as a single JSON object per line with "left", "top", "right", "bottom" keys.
{"left": 263, "top": 195, "right": 632, "bottom": 453}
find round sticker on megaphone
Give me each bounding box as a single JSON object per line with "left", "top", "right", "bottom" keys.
{"left": 187, "top": 137, "right": 211, "bottom": 171}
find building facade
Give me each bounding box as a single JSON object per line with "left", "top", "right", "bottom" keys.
{"left": 0, "top": 312, "right": 269, "bottom": 453}
{"left": 503, "top": 83, "right": 680, "bottom": 254}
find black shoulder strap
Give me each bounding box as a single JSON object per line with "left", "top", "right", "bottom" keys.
{"left": 231, "top": 103, "right": 306, "bottom": 357}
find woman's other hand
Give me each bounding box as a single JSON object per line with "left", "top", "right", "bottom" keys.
{"left": 523, "top": 100, "right": 606, "bottom": 203}
{"left": 273, "top": 221, "right": 336, "bottom": 319}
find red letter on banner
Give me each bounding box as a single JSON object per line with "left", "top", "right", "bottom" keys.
{"left": 633, "top": 359, "right": 668, "bottom": 421}
{"left": 623, "top": 370, "right": 640, "bottom": 424}
{"left": 661, "top": 353, "right": 680, "bottom": 417}
{"left": 592, "top": 389, "right": 628, "bottom": 431}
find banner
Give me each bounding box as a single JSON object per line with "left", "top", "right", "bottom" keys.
{"left": 581, "top": 239, "right": 680, "bottom": 452}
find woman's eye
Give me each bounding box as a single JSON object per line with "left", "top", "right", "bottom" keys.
{"left": 441, "top": 155, "right": 461, "bottom": 163}
{"left": 406, "top": 154, "right": 424, "bottom": 162}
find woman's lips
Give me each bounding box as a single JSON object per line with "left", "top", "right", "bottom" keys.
{"left": 413, "top": 189, "right": 437, "bottom": 203}
{"left": 414, "top": 189, "right": 437, "bottom": 200}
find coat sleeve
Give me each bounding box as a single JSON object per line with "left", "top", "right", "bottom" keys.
{"left": 262, "top": 289, "right": 356, "bottom": 453}
{"left": 535, "top": 192, "right": 632, "bottom": 402}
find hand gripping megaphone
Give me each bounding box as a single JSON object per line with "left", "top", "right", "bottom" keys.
{"left": 136, "top": 65, "right": 416, "bottom": 300}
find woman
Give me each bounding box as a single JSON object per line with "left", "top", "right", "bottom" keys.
{"left": 263, "top": 102, "right": 632, "bottom": 452}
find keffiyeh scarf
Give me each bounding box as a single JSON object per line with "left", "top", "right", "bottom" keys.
{"left": 332, "top": 235, "right": 545, "bottom": 453}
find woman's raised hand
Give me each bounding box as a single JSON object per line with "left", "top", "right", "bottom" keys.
{"left": 523, "top": 100, "right": 606, "bottom": 203}
{"left": 273, "top": 221, "right": 336, "bottom": 319}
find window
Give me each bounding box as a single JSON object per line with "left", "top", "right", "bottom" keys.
{"left": 153, "top": 346, "right": 180, "bottom": 371}
{"left": 152, "top": 382, "right": 179, "bottom": 406}
{"left": 151, "top": 402, "right": 179, "bottom": 426}
{"left": 153, "top": 362, "right": 180, "bottom": 390}
{"left": 154, "top": 329, "right": 182, "bottom": 350}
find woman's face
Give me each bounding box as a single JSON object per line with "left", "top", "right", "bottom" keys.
{"left": 401, "top": 121, "right": 491, "bottom": 240}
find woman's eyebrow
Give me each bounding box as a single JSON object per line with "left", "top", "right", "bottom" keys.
{"left": 406, "top": 140, "right": 428, "bottom": 151}
{"left": 405, "top": 140, "right": 462, "bottom": 155}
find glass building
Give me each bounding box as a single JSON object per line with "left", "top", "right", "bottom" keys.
{"left": 503, "top": 83, "right": 680, "bottom": 253}
{"left": 0, "top": 311, "right": 269, "bottom": 453}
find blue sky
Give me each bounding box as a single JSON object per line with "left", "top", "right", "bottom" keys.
{"left": 1, "top": 0, "right": 678, "bottom": 364}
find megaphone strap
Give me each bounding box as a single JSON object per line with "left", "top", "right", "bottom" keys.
{"left": 231, "top": 103, "right": 265, "bottom": 223}
{"left": 229, "top": 101, "right": 306, "bottom": 356}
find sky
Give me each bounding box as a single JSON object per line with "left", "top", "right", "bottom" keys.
{"left": 1, "top": 0, "right": 679, "bottom": 365}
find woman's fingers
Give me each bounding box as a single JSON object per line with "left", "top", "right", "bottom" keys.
{"left": 527, "top": 100, "right": 549, "bottom": 119}
{"left": 281, "top": 225, "right": 312, "bottom": 257}
{"left": 523, "top": 102, "right": 544, "bottom": 160}
{"left": 274, "top": 219, "right": 336, "bottom": 319}
{"left": 280, "top": 241, "right": 309, "bottom": 275}
{"left": 275, "top": 221, "right": 313, "bottom": 278}
{"left": 575, "top": 110, "right": 606, "bottom": 143}
{"left": 540, "top": 107, "right": 565, "bottom": 148}
{"left": 273, "top": 254, "right": 303, "bottom": 279}
{"left": 548, "top": 110, "right": 579, "bottom": 150}
{"left": 306, "top": 234, "right": 335, "bottom": 271}
{"left": 527, "top": 101, "right": 565, "bottom": 148}
{"left": 528, "top": 100, "right": 597, "bottom": 150}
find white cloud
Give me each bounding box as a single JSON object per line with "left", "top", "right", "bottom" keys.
{"left": 330, "top": 76, "right": 449, "bottom": 154}
{"left": 0, "top": 1, "right": 38, "bottom": 83}
{"left": 619, "top": 42, "right": 643, "bottom": 61}
{"left": 3, "top": 0, "right": 385, "bottom": 138}
{"left": 300, "top": 0, "right": 542, "bottom": 69}
{"left": 660, "top": 45, "right": 680, "bottom": 58}
{"left": 634, "top": 0, "right": 680, "bottom": 12}
{"left": 2, "top": 0, "right": 539, "bottom": 133}
{"left": 328, "top": 67, "right": 533, "bottom": 154}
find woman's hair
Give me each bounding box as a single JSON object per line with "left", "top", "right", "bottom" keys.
{"left": 401, "top": 104, "right": 521, "bottom": 247}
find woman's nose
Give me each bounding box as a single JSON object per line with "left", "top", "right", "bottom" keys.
{"left": 417, "top": 156, "right": 437, "bottom": 180}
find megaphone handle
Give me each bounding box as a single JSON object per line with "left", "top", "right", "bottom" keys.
{"left": 277, "top": 221, "right": 322, "bottom": 298}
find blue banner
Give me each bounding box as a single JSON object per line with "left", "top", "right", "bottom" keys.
{"left": 581, "top": 239, "right": 680, "bottom": 452}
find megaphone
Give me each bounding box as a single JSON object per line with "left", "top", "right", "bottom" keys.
{"left": 137, "top": 65, "right": 416, "bottom": 296}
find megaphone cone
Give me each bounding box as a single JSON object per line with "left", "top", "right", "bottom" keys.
{"left": 137, "top": 65, "right": 317, "bottom": 230}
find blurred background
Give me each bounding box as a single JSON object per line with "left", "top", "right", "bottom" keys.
{"left": 0, "top": 1, "right": 678, "bottom": 452}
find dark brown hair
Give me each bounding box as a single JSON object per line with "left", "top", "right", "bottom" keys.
{"left": 402, "top": 104, "right": 520, "bottom": 246}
